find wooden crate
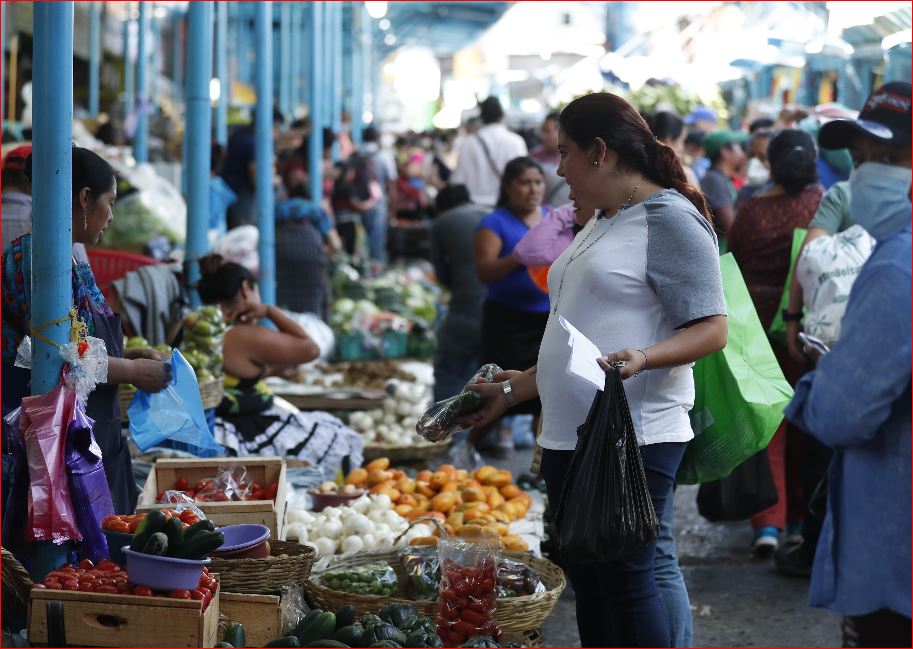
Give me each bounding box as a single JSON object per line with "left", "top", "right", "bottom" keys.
{"left": 28, "top": 583, "right": 220, "bottom": 647}
{"left": 219, "top": 592, "right": 286, "bottom": 647}
{"left": 136, "top": 457, "right": 288, "bottom": 538}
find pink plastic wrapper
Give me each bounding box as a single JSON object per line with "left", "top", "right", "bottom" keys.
{"left": 19, "top": 385, "right": 83, "bottom": 544}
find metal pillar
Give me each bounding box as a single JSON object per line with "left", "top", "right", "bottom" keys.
{"left": 308, "top": 2, "right": 323, "bottom": 211}
{"left": 322, "top": 2, "right": 333, "bottom": 133}
{"left": 215, "top": 1, "right": 229, "bottom": 146}
{"left": 31, "top": 0, "right": 75, "bottom": 580}
{"left": 238, "top": 3, "right": 251, "bottom": 87}
{"left": 150, "top": 3, "right": 160, "bottom": 116}
{"left": 279, "top": 2, "right": 292, "bottom": 121}
{"left": 172, "top": 11, "right": 184, "bottom": 106}
{"left": 123, "top": 8, "right": 134, "bottom": 117}
{"left": 290, "top": 4, "right": 302, "bottom": 118}
{"left": 88, "top": 2, "right": 101, "bottom": 117}
{"left": 185, "top": 2, "right": 213, "bottom": 308}
{"left": 351, "top": 6, "right": 365, "bottom": 146}
{"left": 134, "top": 1, "right": 149, "bottom": 162}
{"left": 255, "top": 3, "right": 275, "bottom": 307}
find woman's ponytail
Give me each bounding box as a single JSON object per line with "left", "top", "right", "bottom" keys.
{"left": 648, "top": 141, "right": 712, "bottom": 222}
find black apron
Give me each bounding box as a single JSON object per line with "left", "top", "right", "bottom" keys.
{"left": 85, "top": 294, "right": 137, "bottom": 515}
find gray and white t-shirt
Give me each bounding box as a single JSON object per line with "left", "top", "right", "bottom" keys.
{"left": 536, "top": 189, "right": 726, "bottom": 450}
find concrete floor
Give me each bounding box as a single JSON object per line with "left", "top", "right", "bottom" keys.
{"left": 488, "top": 447, "right": 842, "bottom": 648}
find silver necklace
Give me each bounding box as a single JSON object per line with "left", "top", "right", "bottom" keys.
{"left": 551, "top": 177, "right": 643, "bottom": 315}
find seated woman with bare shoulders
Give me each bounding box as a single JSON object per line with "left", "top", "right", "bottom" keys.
{"left": 198, "top": 255, "right": 363, "bottom": 475}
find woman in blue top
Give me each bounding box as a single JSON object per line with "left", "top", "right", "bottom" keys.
{"left": 474, "top": 157, "right": 550, "bottom": 417}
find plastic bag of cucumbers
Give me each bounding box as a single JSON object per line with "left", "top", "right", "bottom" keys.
{"left": 416, "top": 364, "right": 502, "bottom": 443}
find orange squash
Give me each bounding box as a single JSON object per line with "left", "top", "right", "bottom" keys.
{"left": 365, "top": 457, "right": 390, "bottom": 472}
{"left": 430, "top": 492, "right": 456, "bottom": 513}
{"left": 345, "top": 468, "right": 368, "bottom": 487}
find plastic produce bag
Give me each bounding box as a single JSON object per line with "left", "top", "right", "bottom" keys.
{"left": 554, "top": 368, "right": 658, "bottom": 564}
{"left": 65, "top": 401, "right": 115, "bottom": 563}
{"left": 398, "top": 545, "right": 441, "bottom": 600}
{"left": 677, "top": 254, "right": 794, "bottom": 484}
{"left": 417, "top": 364, "right": 502, "bottom": 443}
{"left": 436, "top": 539, "right": 501, "bottom": 647}
{"left": 192, "top": 464, "right": 253, "bottom": 502}
{"left": 155, "top": 490, "right": 207, "bottom": 520}
{"left": 19, "top": 385, "right": 83, "bottom": 544}
{"left": 321, "top": 563, "right": 398, "bottom": 596}
{"left": 696, "top": 448, "right": 779, "bottom": 522}
{"left": 128, "top": 349, "right": 222, "bottom": 454}
{"left": 496, "top": 558, "right": 545, "bottom": 598}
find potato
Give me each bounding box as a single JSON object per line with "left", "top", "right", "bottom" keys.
{"left": 461, "top": 487, "right": 485, "bottom": 503}
{"left": 474, "top": 466, "right": 497, "bottom": 482}
{"left": 397, "top": 478, "right": 416, "bottom": 495}
{"left": 500, "top": 484, "right": 522, "bottom": 500}
{"left": 430, "top": 492, "right": 456, "bottom": 513}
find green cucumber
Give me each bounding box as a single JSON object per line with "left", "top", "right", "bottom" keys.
{"left": 297, "top": 612, "right": 337, "bottom": 645}
{"left": 223, "top": 622, "right": 246, "bottom": 648}
{"left": 177, "top": 530, "right": 225, "bottom": 560}
{"left": 142, "top": 532, "right": 168, "bottom": 556}
{"left": 302, "top": 641, "right": 350, "bottom": 648}
{"left": 164, "top": 517, "right": 185, "bottom": 557}
{"left": 131, "top": 510, "right": 166, "bottom": 551}
{"left": 214, "top": 643, "right": 235, "bottom": 648}
{"left": 332, "top": 624, "right": 363, "bottom": 647}
{"left": 335, "top": 605, "right": 356, "bottom": 630}
{"left": 183, "top": 518, "right": 216, "bottom": 540}
{"left": 264, "top": 637, "right": 301, "bottom": 647}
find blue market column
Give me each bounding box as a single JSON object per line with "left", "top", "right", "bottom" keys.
{"left": 134, "top": 1, "right": 149, "bottom": 162}
{"left": 88, "top": 2, "right": 101, "bottom": 117}
{"left": 290, "top": 4, "right": 302, "bottom": 118}
{"left": 308, "top": 2, "right": 324, "bottom": 212}
{"left": 123, "top": 9, "right": 134, "bottom": 118}
{"left": 185, "top": 2, "right": 213, "bottom": 308}
{"left": 172, "top": 11, "right": 184, "bottom": 106}
{"left": 279, "top": 2, "right": 292, "bottom": 120}
{"left": 332, "top": 2, "right": 343, "bottom": 160}
{"left": 150, "top": 4, "right": 160, "bottom": 117}
{"left": 31, "top": 0, "right": 75, "bottom": 581}
{"left": 255, "top": 3, "right": 276, "bottom": 307}
{"left": 351, "top": 5, "right": 365, "bottom": 146}
{"left": 215, "top": 1, "right": 229, "bottom": 146}
{"left": 238, "top": 3, "right": 252, "bottom": 87}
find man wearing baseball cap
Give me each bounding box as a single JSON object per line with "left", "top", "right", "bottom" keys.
{"left": 783, "top": 82, "right": 912, "bottom": 647}
{"left": 1, "top": 145, "right": 33, "bottom": 250}
{"left": 699, "top": 129, "right": 748, "bottom": 246}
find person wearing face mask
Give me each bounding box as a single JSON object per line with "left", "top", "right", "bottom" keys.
{"left": 783, "top": 81, "right": 912, "bottom": 648}
{"left": 728, "top": 129, "right": 823, "bottom": 555}
{"left": 736, "top": 128, "right": 774, "bottom": 207}
{"left": 1, "top": 147, "right": 172, "bottom": 522}
{"left": 465, "top": 94, "right": 727, "bottom": 647}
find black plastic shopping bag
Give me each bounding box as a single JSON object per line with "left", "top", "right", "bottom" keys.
{"left": 696, "top": 448, "right": 778, "bottom": 522}
{"left": 554, "top": 368, "right": 659, "bottom": 564}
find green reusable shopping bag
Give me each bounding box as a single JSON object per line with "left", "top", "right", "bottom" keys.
{"left": 766, "top": 228, "right": 807, "bottom": 343}
{"left": 677, "top": 254, "right": 794, "bottom": 485}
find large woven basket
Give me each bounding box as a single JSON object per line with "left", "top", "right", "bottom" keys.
{"left": 2, "top": 547, "right": 34, "bottom": 624}
{"left": 119, "top": 377, "right": 225, "bottom": 420}
{"left": 362, "top": 439, "right": 451, "bottom": 464}
{"left": 305, "top": 549, "right": 565, "bottom": 634}
{"left": 209, "top": 540, "right": 316, "bottom": 594}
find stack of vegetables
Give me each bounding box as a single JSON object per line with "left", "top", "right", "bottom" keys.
{"left": 347, "top": 380, "right": 430, "bottom": 447}
{"left": 128, "top": 510, "right": 225, "bottom": 561}
{"left": 342, "top": 460, "right": 531, "bottom": 552}
{"left": 179, "top": 306, "right": 226, "bottom": 383}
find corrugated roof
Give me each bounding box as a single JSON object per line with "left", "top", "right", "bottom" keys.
{"left": 377, "top": 2, "right": 510, "bottom": 55}
{"left": 843, "top": 6, "right": 912, "bottom": 45}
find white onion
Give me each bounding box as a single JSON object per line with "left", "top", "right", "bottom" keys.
{"left": 320, "top": 518, "right": 343, "bottom": 539}
{"left": 313, "top": 537, "right": 337, "bottom": 556}
{"left": 372, "top": 494, "right": 392, "bottom": 510}
{"left": 341, "top": 535, "right": 364, "bottom": 554}
{"left": 344, "top": 513, "right": 374, "bottom": 536}
{"left": 352, "top": 496, "right": 372, "bottom": 514}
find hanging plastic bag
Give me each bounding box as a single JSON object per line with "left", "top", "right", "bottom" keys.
{"left": 696, "top": 447, "right": 779, "bottom": 522}
{"left": 18, "top": 385, "right": 83, "bottom": 544}
{"left": 416, "top": 364, "right": 503, "bottom": 443}
{"left": 65, "top": 400, "right": 115, "bottom": 563}
{"left": 554, "top": 368, "right": 658, "bottom": 564}
{"left": 128, "top": 349, "right": 222, "bottom": 454}
{"left": 436, "top": 538, "right": 501, "bottom": 647}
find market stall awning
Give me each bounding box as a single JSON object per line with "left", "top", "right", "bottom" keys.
{"left": 378, "top": 3, "right": 510, "bottom": 55}
{"left": 842, "top": 6, "right": 912, "bottom": 46}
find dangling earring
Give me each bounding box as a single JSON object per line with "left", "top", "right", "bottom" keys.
{"left": 83, "top": 208, "right": 88, "bottom": 231}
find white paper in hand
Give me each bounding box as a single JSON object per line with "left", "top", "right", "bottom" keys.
{"left": 558, "top": 315, "right": 605, "bottom": 391}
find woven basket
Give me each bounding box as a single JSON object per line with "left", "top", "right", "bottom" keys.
{"left": 208, "top": 540, "right": 316, "bottom": 594}
{"left": 305, "top": 550, "right": 565, "bottom": 634}
{"left": 362, "top": 439, "right": 451, "bottom": 464}
{"left": 2, "top": 548, "right": 34, "bottom": 623}
{"left": 119, "top": 377, "right": 224, "bottom": 421}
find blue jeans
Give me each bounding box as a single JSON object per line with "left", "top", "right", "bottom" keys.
{"left": 542, "top": 442, "right": 687, "bottom": 647}
{"left": 361, "top": 200, "right": 388, "bottom": 262}
{"left": 655, "top": 489, "right": 693, "bottom": 647}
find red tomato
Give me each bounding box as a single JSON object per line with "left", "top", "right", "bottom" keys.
{"left": 97, "top": 561, "right": 121, "bottom": 572}
{"left": 128, "top": 520, "right": 141, "bottom": 533}
{"left": 43, "top": 581, "right": 62, "bottom": 590}
{"left": 109, "top": 521, "right": 131, "bottom": 533}
{"left": 116, "top": 581, "right": 132, "bottom": 594}
{"left": 180, "top": 509, "right": 199, "bottom": 524}
{"left": 77, "top": 582, "right": 95, "bottom": 592}
{"left": 96, "top": 577, "right": 115, "bottom": 586}
{"left": 61, "top": 579, "right": 79, "bottom": 591}
{"left": 251, "top": 489, "right": 266, "bottom": 500}
{"left": 266, "top": 483, "right": 279, "bottom": 499}
{"left": 190, "top": 589, "right": 205, "bottom": 601}
{"left": 77, "top": 559, "right": 95, "bottom": 571}
{"left": 132, "top": 586, "right": 154, "bottom": 597}
{"left": 461, "top": 607, "right": 486, "bottom": 625}
{"left": 168, "top": 589, "right": 192, "bottom": 599}
{"left": 101, "top": 514, "right": 121, "bottom": 529}
{"left": 203, "top": 577, "right": 218, "bottom": 593}
{"left": 95, "top": 585, "right": 118, "bottom": 594}
{"left": 31, "top": 583, "right": 47, "bottom": 590}
{"left": 156, "top": 490, "right": 166, "bottom": 501}
{"left": 175, "top": 477, "right": 189, "bottom": 491}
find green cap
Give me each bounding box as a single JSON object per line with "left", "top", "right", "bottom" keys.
{"left": 703, "top": 130, "right": 747, "bottom": 159}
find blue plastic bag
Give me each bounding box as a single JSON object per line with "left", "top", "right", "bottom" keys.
{"left": 128, "top": 350, "right": 223, "bottom": 455}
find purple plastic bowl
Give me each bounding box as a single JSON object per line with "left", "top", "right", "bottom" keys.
{"left": 122, "top": 546, "right": 211, "bottom": 591}
{"left": 215, "top": 524, "right": 271, "bottom": 553}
